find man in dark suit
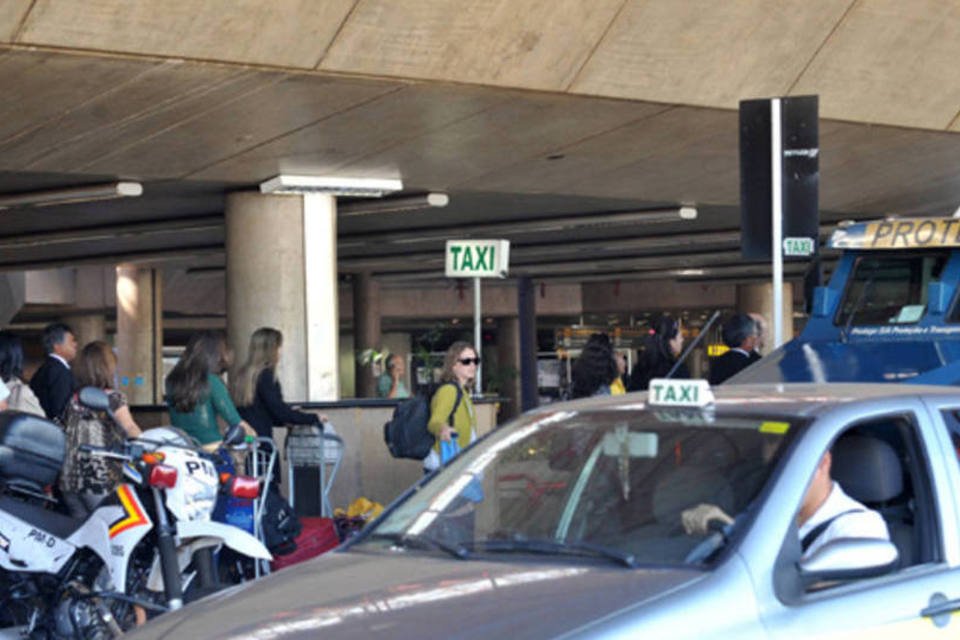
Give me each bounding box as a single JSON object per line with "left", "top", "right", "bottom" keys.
{"left": 29, "top": 323, "right": 77, "bottom": 421}
{"left": 709, "top": 314, "right": 759, "bottom": 385}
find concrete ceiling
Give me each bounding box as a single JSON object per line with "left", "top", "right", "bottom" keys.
{"left": 1, "top": 0, "right": 960, "bottom": 287}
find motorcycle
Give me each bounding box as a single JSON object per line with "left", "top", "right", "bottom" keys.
{"left": 0, "top": 387, "right": 271, "bottom": 638}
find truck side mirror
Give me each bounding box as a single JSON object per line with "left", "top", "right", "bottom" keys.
{"left": 811, "top": 286, "right": 838, "bottom": 318}
{"left": 927, "top": 282, "right": 950, "bottom": 315}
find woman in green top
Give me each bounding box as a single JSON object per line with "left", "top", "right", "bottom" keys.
{"left": 425, "top": 341, "right": 478, "bottom": 473}
{"left": 166, "top": 331, "right": 255, "bottom": 447}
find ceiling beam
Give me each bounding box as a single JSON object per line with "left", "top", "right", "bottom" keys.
{"left": 0, "top": 215, "right": 223, "bottom": 250}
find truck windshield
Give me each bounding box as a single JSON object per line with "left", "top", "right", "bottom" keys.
{"left": 834, "top": 252, "right": 947, "bottom": 327}
{"left": 364, "top": 408, "right": 802, "bottom": 568}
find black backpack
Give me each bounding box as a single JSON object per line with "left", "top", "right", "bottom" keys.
{"left": 383, "top": 383, "right": 462, "bottom": 460}
{"left": 260, "top": 484, "right": 302, "bottom": 556}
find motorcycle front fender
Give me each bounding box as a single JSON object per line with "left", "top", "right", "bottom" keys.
{"left": 176, "top": 520, "right": 272, "bottom": 561}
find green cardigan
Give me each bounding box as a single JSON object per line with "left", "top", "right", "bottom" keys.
{"left": 427, "top": 383, "right": 475, "bottom": 453}
{"left": 167, "top": 373, "right": 242, "bottom": 445}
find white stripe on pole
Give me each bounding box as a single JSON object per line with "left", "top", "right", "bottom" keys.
{"left": 771, "top": 98, "right": 784, "bottom": 348}
{"left": 474, "top": 277, "right": 482, "bottom": 394}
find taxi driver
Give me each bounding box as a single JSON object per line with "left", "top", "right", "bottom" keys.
{"left": 682, "top": 450, "right": 889, "bottom": 560}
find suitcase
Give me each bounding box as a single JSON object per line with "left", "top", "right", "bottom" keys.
{"left": 270, "top": 516, "right": 339, "bottom": 571}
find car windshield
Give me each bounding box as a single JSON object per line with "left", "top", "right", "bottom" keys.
{"left": 834, "top": 252, "right": 947, "bottom": 327}
{"left": 361, "top": 406, "right": 801, "bottom": 568}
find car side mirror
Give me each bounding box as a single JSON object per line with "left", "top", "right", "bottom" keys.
{"left": 798, "top": 538, "right": 898, "bottom": 585}
{"left": 78, "top": 386, "right": 111, "bottom": 412}
{"left": 223, "top": 423, "right": 246, "bottom": 446}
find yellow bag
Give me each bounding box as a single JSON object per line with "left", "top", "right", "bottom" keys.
{"left": 337, "top": 497, "right": 383, "bottom": 521}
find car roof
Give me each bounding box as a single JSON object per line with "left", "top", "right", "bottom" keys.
{"left": 529, "top": 382, "right": 960, "bottom": 420}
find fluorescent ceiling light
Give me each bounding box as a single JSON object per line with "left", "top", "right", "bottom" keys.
{"left": 0, "top": 181, "right": 142, "bottom": 210}
{"left": 339, "top": 192, "right": 449, "bottom": 216}
{"left": 260, "top": 175, "right": 403, "bottom": 198}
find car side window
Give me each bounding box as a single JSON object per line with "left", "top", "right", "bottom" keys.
{"left": 939, "top": 409, "right": 960, "bottom": 461}
{"left": 792, "top": 414, "right": 940, "bottom": 595}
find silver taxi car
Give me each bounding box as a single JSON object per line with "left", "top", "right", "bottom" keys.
{"left": 131, "top": 382, "right": 960, "bottom": 639}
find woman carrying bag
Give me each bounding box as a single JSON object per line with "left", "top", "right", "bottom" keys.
{"left": 425, "top": 341, "right": 479, "bottom": 474}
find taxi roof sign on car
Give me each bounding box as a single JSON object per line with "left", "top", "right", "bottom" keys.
{"left": 647, "top": 378, "right": 714, "bottom": 407}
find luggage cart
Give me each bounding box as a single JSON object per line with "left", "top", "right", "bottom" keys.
{"left": 246, "top": 436, "right": 278, "bottom": 578}
{"left": 285, "top": 424, "right": 344, "bottom": 517}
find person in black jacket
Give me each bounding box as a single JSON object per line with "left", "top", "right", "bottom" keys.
{"left": 708, "top": 313, "right": 760, "bottom": 385}
{"left": 629, "top": 316, "right": 688, "bottom": 392}
{"left": 29, "top": 322, "right": 77, "bottom": 421}
{"left": 230, "top": 327, "right": 325, "bottom": 439}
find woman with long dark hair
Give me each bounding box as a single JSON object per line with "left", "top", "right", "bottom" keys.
{"left": 570, "top": 333, "right": 618, "bottom": 399}
{"left": 166, "top": 331, "right": 254, "bottom": 447}
{"left": 230, "top": 327, "right": 324, "bottom": 439}
{"left": 629, "top": 316, "right": 688, "bottom": 391}
{"left": 0, "top": 330, "right": 43, "bottom": 415}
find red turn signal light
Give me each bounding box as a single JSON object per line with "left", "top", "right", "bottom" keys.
{"left": 148, "top": 464, "right": 178, "bottom": 489}
{"left": 229, "top": 475, "right": 260, "bottom": 499}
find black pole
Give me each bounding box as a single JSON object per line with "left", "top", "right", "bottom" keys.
{"left": 518, "top": 277, "right": 538, "bottom": 412}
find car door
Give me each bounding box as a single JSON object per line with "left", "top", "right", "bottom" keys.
{"left": 760, "top": 401, "right": 960, "bottom": 638}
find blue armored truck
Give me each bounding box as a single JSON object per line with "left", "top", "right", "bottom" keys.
{"left": 735, "top": 216, "right": 960, "bottom": 385}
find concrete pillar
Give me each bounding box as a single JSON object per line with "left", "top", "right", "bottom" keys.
{"left": 62, "top": 313, "right": 106, "bottom": 347}
{"left": 497, "top": 317, "right": 521, "bottom": 421}
{"left": 115, "top": 265, "right": 163, "bottom": 404}
{"left": 736, "top": 282, "right": 794, "bottom": 353}
{"left": 353, "top": 272, "right": 381, "bottom": 398}
{"left": 226, "top": 192, "right": 339, "bottom": 402}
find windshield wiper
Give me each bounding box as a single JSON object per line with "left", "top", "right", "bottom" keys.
{"left": 367, "top": 532, "right": 470, "bottom": 560}
{"left": 466, "top": 537, "right": 636, "bottom": 568}
{"left": 840, "top": 274, "right": 875, "bottom": 344}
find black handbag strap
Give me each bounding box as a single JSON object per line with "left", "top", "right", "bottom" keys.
{"left": 447, "top": 383, "right": 463, "bottom": 427}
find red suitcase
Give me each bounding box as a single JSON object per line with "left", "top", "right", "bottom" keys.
{"left": 270, "top": 517, "right": 340, "bottom": 571}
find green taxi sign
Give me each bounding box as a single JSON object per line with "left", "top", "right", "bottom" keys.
{"left": 647, "top": 378, "right": 714, "bottom": 407}
{"left": 445, "top": 239, "right": 510, "bottom": 278}
{"left": 783, "top": 236, "right": 815, "bottom": 257}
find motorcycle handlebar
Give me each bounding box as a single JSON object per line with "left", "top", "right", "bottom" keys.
{"left": 78, "top": 443, "right": 135, "bottom": 461}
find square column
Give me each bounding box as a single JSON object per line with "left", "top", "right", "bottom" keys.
{"left": 115, "top": 265, "right": 163, "bottom": 404}
{"left": 226, "top": 192, "right": 339, "bottom": 401}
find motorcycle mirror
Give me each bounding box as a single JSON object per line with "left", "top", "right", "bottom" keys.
{"left": 223, "top": 423, "right": 246, "bottom": 446}
{"left": 78, "top": 386, "right": 111, "bottom": 412}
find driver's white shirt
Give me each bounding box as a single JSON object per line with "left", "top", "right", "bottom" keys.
{"left": 0, "top": 378, "right": 8, "bottom": 404}
{"left": 798, "top": 481, "right": 889, "bottom": 559}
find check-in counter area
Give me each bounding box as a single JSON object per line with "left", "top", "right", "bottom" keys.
{"left": 131, "top": 398, "right": 500, "bottom": 510}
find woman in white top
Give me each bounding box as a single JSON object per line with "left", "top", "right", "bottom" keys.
{"left": 0, "top": 331, "right": 43, "bottom": 416}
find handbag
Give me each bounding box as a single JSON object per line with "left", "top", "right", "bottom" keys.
{"left": 439, "top": 439, "right": 484, "bottom": 503}
{"left": 59, "top": 395, "right": 126, "bottom": 496}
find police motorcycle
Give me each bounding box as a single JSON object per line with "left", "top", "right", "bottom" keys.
{"left": 0, "top": 388, "right": 271, "bottom": 638}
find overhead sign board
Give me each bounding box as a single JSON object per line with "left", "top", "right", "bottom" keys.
{"left": 829, "top": 217, "right": 960, "bottom": 250}
{"left": 445, "top": 239, "right": 510, "bottom": 278}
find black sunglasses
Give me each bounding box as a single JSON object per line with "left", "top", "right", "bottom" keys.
{"left": 458, "top": 357, "right": 481, "bottom": 366}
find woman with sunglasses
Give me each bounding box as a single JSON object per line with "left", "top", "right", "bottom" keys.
{"left": 424, "top": 341, "right": 479, "bottom": 474}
